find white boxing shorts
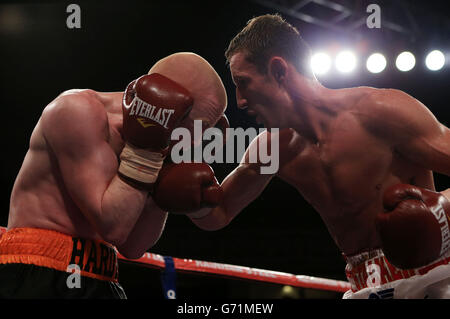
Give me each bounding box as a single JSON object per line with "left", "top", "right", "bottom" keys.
{"left": 343, "top": 248, "right": 450, "bottom": 299}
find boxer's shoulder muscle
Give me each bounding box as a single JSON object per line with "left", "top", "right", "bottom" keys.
{"left": 356, "top": 88, "right": 426, "bottom": 118}
{"left": 243, "top": 128, "right": 302, "bottom": 173}
{"left": 352, "top": 88, "right": 438, "bottom": 144}
{"left": 40, "top": 89, "right": 110, "bottom": 148}
{"left": 45, "top": 89, "right": 107, "bottom": 125}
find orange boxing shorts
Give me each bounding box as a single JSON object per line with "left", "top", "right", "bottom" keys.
{"left": 0, "top": 227, "right": 126, "bottom": 299}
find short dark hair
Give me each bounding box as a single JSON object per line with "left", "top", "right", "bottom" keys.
{"left": 225, "top": 14, "right": 313, "bottom": 78}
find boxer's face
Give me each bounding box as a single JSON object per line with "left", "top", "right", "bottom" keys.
{"left": 229, "top": 52, "right": 291, "bottom": 128}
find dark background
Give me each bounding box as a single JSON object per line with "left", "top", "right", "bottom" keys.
{"left": 1, "top": 0, "right": 449, "bottom": 299}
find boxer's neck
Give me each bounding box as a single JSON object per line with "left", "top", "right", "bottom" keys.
{"left": 289, "top": 81, "right": 339, "bottom": 145}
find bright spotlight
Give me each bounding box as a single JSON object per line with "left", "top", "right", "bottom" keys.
{"left": 311, "top": 52, "right": 332, "bottom": 75}
{"left": 366, "top": 53, "right": 387, "bottom": 74}
{"left": 396, "top": 52, "right": 416, "bottom": 72}
{"left": 336, "top": 51, "right": 357, "bottom": 73}
{"left": 425, "top": 50, "right": 446, "bottom": 71}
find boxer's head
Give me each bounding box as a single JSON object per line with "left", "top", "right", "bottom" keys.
{"left": 148, "top": 52, "right": 227, "bottom": 142}
{"left": 225, "top": 14, "right": 317, "bottom": 128}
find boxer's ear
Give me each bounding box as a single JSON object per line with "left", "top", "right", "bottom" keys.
{"left": 269, "top": 57, "right": 288, "bottom": 85}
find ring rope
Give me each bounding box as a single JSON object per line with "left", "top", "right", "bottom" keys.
{"left": 0, "top": 226, "right": 350, "bottom": 292}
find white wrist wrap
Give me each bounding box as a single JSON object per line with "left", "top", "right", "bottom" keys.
{"left": 119, "top": 143, "right": 165, "bottom": 184}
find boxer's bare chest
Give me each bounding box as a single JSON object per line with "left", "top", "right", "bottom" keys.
{"left": 276, "top": 109, "right": 432, "bottom": 253}
{"left": 278, "top": 112, "right": 397, "bottom": 213}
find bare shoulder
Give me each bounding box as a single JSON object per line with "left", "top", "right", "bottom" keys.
{"left": 352, "top": 87, "right": 440, "bottom": 141}
{"left": 41, "top": 89, "right": 108, "bottom": 136}
{"left": 353, "top": 87, "right": 429, "bottom": 121}
{"left": 43, "top": 89, "right": 106, "bottom": 120}
{"left": 249, "top": 128, "right": 298, "bottom": 150}
{"left": 243, "top": 128, "right": 302, "bottom": 171}
{"left": 39, "top": 89, "right": 111, "bottom": 152}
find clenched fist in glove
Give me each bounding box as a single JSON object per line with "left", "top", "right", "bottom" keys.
{"left": 118, "top": 73, "right": 193, "bottom": 187}
{"left": 376, "top": 184, "right": 450, "bottom": 269}
{"left": 152, "top": 163, "right": 223, "bottom": 214}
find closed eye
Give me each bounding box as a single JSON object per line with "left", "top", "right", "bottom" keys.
{"left": 234, "top": 76, "right": 249, "bottom": 90}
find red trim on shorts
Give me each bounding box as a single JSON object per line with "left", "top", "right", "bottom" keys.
{"left": 344, "top": 249, "right": 450, "bottom": 292}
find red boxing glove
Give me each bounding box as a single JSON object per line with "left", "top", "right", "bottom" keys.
{"left": 152, "top": 162, "right": 223, "bottom": 213}
{"left": 376, "top": 184, "right": 450, "bottom": 269}
{"left": 119, "top": 73, "right": 193, "bottom": 185}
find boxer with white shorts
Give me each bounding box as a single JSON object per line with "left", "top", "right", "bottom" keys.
{"left": 175, "top": 14, "right": 450, "bottom": 299}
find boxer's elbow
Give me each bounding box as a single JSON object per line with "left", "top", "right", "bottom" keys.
{"left": 115, "top": 231, "right": 163, "bottom": 260}
{"left": 102, "top": 231, "right": 128, "bottom": 247}
{"left": 116, "top": 239, "right": 156, "bottom": 260}
{"left": 117, "top": 246, "right": 146, "bottom": 260}
{"left": 99, "top": 224, "right": 131, "bottom": 247}
{"left": 196, "top": 221, "right": 229, "bottom": 231}
{"left": 191, "top": 208, "right": 232, "bottom": 231}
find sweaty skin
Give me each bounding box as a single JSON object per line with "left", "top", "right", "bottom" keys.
{"left": 191, "top": 52, "right": 450, "bottom": 256}
{"left": 8, "top": 53, "right": 227, "bottom": 260}
{"left": 8, "top": 89, "right": 168, "bottom": 259}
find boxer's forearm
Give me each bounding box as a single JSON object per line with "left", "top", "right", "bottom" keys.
{"left": 98, "top": 175, "right": 148, "bottom": 246}
{"left": 189, "top": 164, "right": 272, "bottom": 231}
{"left": 188, "top": 168, "right": 245, "bottom": 231}
{"left": 116, "top": 199, "right": 168, "bottom": 259}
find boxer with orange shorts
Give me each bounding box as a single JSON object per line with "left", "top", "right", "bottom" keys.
{"left": 173, "top": 15, "right": 450, "bottom": 298}
{"left": 0, "top": 52, "right": 227, "bottom": 298}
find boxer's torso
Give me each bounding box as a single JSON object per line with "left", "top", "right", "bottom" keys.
{"left": 275, "top": 87, "right": 434, "bottom": 256}
{"left": 8, "top": 90, "right": 125, "bottom": 240}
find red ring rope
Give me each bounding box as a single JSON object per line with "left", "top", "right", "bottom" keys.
{"left": 0, "top": 226, "right": 350, "bottom": 292}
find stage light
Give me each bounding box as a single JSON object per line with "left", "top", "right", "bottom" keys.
{"left": 366, "top": 53, "right": 387, "bottom": 73}
{"left": 311, "top": 52, "right": 332, "bottom": 75}
{"left": 396, "top": 52, "right": 416, "bottom": 72}
{"left": 336, "top": 50, "right": 357, "bottom": 73}
{"left": 425, "top": 50, "right": 446, "bottom": 71}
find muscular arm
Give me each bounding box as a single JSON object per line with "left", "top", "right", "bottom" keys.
{"left": 361, "top": 89, "right": 450, "bottom": 179}
{"left": 41, "top": 91, "right": 149, "bottom": 246}
{"left": 116, "top": 197, "right": 168, "bottom": 259}
{"left": 189, "top": 131, "right": 276, "bottom": 230}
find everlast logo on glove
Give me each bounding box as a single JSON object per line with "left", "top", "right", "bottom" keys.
{"left": 377, "top": 184, "right": 450, "bottom": 269}
{"left": 129, "top": 96, "right": 175, "bottom": 129}
{"left": 118, "top": 73, "right": 193, "bottom": 184}
{"left": 431, "top": 204, "right": 450, "bottom": 255}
